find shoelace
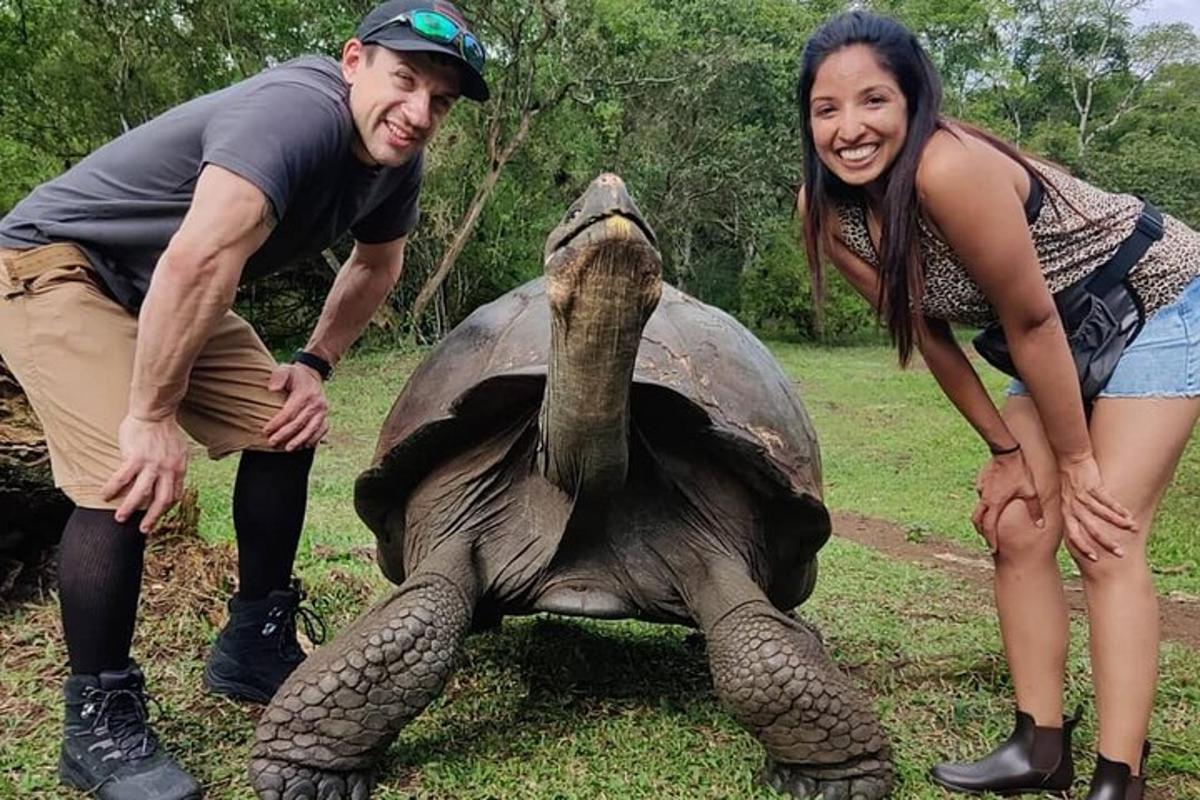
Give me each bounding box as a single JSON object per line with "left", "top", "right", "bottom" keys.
{"left": 79, "top": 685, "right": 163, "bottom": 761}
{"left": 267, "top": 586, "right": 327, "bottom": 662}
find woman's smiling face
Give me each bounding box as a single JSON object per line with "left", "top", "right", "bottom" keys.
{"left": 808, "top": 44, "right": 909, "bottom": 189}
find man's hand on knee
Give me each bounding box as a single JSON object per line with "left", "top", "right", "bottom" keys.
{"left": 102, "top": 414, "right": 190, "bottom": 533}
{"left": 264, "top": 363, "right": 329, "bottom": 451}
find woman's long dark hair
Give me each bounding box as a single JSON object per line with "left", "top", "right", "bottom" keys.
{"left": 797, "top": 12, "right": 1052, "bottom": 364}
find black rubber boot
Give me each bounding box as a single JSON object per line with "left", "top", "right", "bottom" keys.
{"left": 58, "top": 662, "right": 202, "bottom": 800}
{"left": 1085, "top": 742, "right": 1150, "bottom": 800}
{"left": 203, "top": 579, "right": 325, "bottom": 703}
{"left": 929, "top": 708, "right": 1080, "bottom": 796}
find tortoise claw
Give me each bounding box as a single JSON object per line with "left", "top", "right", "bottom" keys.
{"left": 249, "top": 757, "right": 372, "bottom": 800}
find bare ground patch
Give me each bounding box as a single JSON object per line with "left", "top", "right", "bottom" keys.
{"left": 832, "top": 510, "right": 1200, "bottom": 651}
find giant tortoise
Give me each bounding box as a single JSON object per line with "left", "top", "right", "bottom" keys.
{"left": 249, "top": 174, "right": 894, "bottom": 799}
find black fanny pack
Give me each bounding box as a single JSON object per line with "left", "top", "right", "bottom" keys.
{"left": 972, "top": 202, "right": 1164, "bottom": 401}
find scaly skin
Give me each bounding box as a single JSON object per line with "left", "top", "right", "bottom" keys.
{"left": 707, "top": 601, "right": 894, "bottom": 799}
{"left": 249, "top": 571, "right": 474, "bottom": 799}
{"left": 539, "top": 174, "right": 661, "bottom": 501}
{"left": 254, "top": 175, "right": 883, "bottom": 798}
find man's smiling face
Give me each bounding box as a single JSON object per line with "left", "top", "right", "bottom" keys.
{"left": 342, "top": 41, "right": 461, "bottom": 167}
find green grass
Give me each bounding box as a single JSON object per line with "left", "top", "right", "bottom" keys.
{"left": 769, "top": 341, "right": 1200, "bottom": 598}
{"left": 1, "top": 344, "right": 1197, "bottom": 799}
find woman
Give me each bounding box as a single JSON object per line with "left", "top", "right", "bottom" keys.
{"left": 796, "top": 11, "right": 1200, "bottom": 799}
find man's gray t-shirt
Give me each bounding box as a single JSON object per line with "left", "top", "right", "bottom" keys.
{"left": 0, "top": 56, "right": 422, "bottom": 311}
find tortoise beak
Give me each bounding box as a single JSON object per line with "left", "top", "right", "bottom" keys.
{"left": 544, "top": 174, "right": 659, "bottom": 262}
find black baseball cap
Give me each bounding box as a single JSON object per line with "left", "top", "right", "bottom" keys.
{"left": 355, "top": 0, "right": 489, "bottom": 102}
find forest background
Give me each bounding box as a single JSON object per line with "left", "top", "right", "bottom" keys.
{"left": 4, "top": 0, "right": 1199, "bottom": 346}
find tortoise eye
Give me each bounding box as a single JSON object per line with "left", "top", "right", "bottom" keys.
{"left": 565, "top": 206, "right": 582, "bottom": 222}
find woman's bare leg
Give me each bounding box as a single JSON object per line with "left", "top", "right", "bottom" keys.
{"left": 993, "top": 395, "right": 1070, "bottom": 725}
{"left": 1081, "top": 396, "right": 1200, "bottom": 772}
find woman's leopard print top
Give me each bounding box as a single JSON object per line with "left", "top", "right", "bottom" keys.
{"left": 834, "top": 160, "right": 1200, "bottom": 327}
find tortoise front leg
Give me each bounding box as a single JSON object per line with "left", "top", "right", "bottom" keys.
{"left": 685, "top": 568, "right": 894, "bottom": 800}
{"left": 248, "top": 554, "right": 477, "bottom": 800}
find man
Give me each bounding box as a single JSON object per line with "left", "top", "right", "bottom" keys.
{"left": 0, "top": 2, "right": 487, "bottom": 798}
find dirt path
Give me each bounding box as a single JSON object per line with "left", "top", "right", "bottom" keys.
{"left": 832, "top": 511, "right": 1200, "bottom": 651}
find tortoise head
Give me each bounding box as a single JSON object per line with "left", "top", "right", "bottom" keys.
{"left": 538, "top": 174, "right": 662, "bottom": 498}
{"left": 544, "top": 173, "right": 659, "bottom": 269}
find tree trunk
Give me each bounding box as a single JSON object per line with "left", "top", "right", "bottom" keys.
{"left": 409, "top": 110, "right": 536, "bottom": 327}
{"left": 409, "top": 163, "right": 504, "bottom": 326}
{"left": 677, "top": 228, "right": 695, "bottom": 293}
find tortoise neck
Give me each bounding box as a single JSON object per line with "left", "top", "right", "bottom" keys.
{"left": 538, "top": 242, "right": 660, "bottom": 498}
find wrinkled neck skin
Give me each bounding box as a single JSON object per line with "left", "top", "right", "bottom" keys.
{"left": 538, "top": 239, "right": 661, "bottom": 500}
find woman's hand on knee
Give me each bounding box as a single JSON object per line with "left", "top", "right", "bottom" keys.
{"left": 1058, "top": 454, "right": 1136, "bottom": 560}
{"left": 972, "top": 449, "right": 1044, "bottom": 553}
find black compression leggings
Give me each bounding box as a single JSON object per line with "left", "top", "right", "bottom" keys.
{"left": 233, "top": 448, "right": 314, "bottom": 599}
{"left": 58, "top": 447, "right": 314, "bottom": 675}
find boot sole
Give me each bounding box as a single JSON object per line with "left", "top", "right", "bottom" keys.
{"left": 928, "top": 772, "right": 1071, "bottom": 797}
{"left": 202, "top": 660, "right": 273, "bottom": 704}
{"left": 60, "top": 751, "right": 204, "bottom": 800}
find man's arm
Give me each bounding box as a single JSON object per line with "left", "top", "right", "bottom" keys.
{"left": 103, "top": 164, "right": 275, "bottom": 530}
{"left": 303, "top": 238, "right": 407, "bottom": 366}
{"left": 261, "top": 237, "right": 407, "bottom": 450}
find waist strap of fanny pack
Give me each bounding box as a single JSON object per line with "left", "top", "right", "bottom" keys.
{"left": 1086, "top": 203, "right": 1164, "bottom": 296}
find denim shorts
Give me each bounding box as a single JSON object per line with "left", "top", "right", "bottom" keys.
{"left": 1008, "top": 274, "right": 1200, "bottom": 399}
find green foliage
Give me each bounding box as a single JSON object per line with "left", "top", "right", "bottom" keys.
{"left": 2, "top": 0, "right": 1200, "bottom": 345}
{"left": 0, "top": 138, "right": 56, "bottom": 212}
{"left": 1087, "top": 130, "right": 1200, "bottom": 228}
{"left": 738, "top": 219, "right": 879, "bottom": 342}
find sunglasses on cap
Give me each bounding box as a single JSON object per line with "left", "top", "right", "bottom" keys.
{"left": 359, "top": 9, "right": 486, "bottom": 75}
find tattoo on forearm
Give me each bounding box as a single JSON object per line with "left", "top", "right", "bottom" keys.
{"left": 261, "top": 202, "right": 277, "bottom": 232}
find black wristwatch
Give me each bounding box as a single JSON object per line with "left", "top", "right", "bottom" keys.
{"left": 292, "top": 349, "right": 333, "bottom": 381}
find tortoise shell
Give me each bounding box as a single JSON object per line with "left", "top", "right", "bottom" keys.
{"left": 356, "top": 279, "right": 830, "bottom": 605}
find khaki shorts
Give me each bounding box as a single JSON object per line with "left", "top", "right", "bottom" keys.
{"left": 0, "top": 243, "right": 287, "bottom": 509}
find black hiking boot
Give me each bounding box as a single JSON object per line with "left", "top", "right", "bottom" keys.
{"left": 59, "top": 662, "right": 202, "bottom": 800}
{"left": 203, "top": 579, "right": 326, "bottom": 703}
